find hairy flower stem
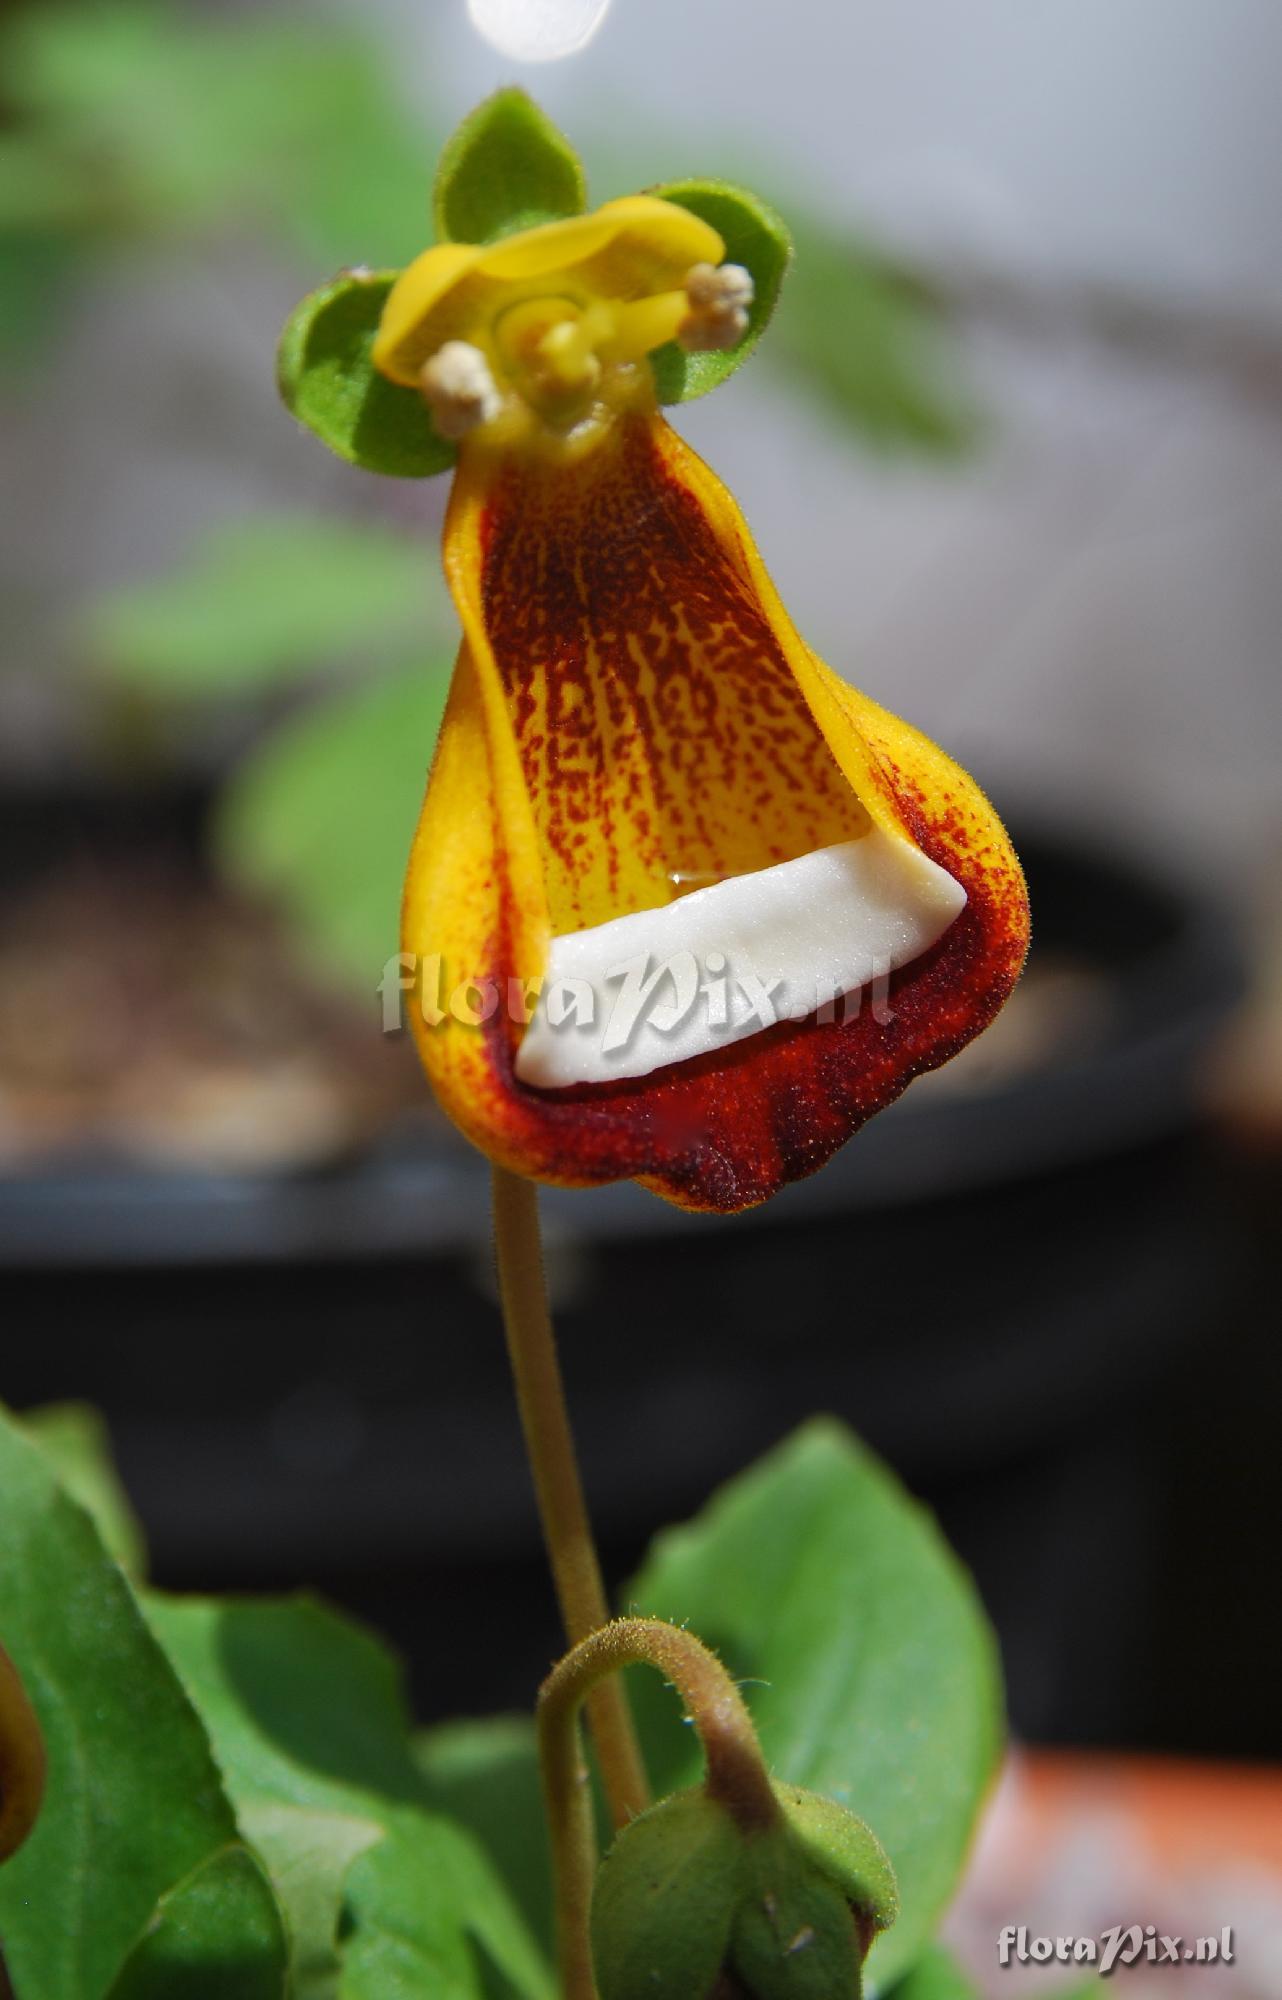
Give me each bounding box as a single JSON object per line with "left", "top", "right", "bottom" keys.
{"left": 491, "top": 1166, "right": 650, "bottom": 1829}
{"left": 539, "top": 1617, "right": 781, "bottom": 2000}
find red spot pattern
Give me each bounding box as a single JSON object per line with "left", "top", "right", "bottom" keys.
{"left": 480, "top": 420, "right": 864, "bottom": 932}
{"left": 467, "top": 419, "right": 1028, "bottom": 1212}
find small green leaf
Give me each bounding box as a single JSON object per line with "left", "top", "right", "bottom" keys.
{"left": 87, "top": 516, "right": 446, "bottom": 700}
{"left": 338, "top": 1810, "right": 557, "bottom": 2000}
{"left": 106, "top": 1844, "right": 288, "bottom": 2000}
{"left": 887, "top": 1945, "right": 982, "bottom": 2000}
{"left": 19, "top": 1401, "right": 146, "bottom": 1578}
{"left": 626, "top": 1420, "right": 1003, "bottom": 1994}
{"left": 140, "top": 1593, "right": 420, "bottom": 1998}
{"left": 0, "top": 1407, "right": 287, "bottom": 2000}
{"left": 415, "top": 1715, "right": 554, "bottom": 1957}
{"left": 216, "top": 659, "right": 452, "bottom": 990}
{"left": 433, "top": 88, "right": 586, "bottom": 246}
{"left": 278, "top": 270, "right": 456, "bottom": 479}
{"left": 647, "top": 178, "right": 791, "bottom": 403}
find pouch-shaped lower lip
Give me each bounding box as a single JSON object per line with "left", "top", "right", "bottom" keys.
{"left": 515, "top": 829, "right": 967, "bottom": 1090}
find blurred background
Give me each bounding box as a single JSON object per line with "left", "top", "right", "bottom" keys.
{"left": 2, "top": 0, "right": 1280, "bottom": 1896}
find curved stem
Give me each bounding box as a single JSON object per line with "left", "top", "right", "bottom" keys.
{"left": 490, "top": 1166, "right": 649, "bottom": 1828}
{"left": 538, "top": 1617, "right": 780, "bottom": 2000}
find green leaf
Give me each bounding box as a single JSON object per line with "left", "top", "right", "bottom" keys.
{"left": 626, "top": 1420, "right": 1003, "bottom": 1995}
{"left": 415, "top": 1716, "right": 554, "bottom": 1959}
{"left": 139, "top": 1593, "right": 417, "bottom": 1998}
{"left": 433, "top": 89, "right": 586, "bottom": 246}
{"left": 141, "top": 1594, "right": 553, "bottom": 2000}
{"left": 278, "top": 270, "right": 456, "bottom": 479}
{"left": 887, "top": 1945, "right": 981, "bottom": 2000}
{"left": 339, "top": 1810, "right": 556, "bottom": 2000}
{"left": 0, "top": 1407, "right": 287, "bottom": 2000}
{"left": 216, "top": 659, "right": 451, "bottom": 990}
{"left": 106, "top": 1843, "right": 288, "bottom": 2000}
{"left": 647, "top": 178, "right": 791, "bottom": 403}
{"left": 141, "top": 1596, "right": 429, "bottom": 1806}
{"left": 87, "top": 516, "right": 446, "bottom": 699}
{"left": 19, "top": 1400, "right": 146, "bottom": 1577}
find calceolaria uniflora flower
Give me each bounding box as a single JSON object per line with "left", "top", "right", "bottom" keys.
{"left": 280, "top": 91, "right": 1030, "bottom": 1212}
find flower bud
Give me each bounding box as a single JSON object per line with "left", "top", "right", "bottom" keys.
{"left": 591, "top": 1780, "right": 897, "bottom": 2000}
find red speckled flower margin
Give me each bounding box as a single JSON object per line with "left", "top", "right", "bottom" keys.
{"left": 401, "top": 412, "right": 1029, "bottom": 1212}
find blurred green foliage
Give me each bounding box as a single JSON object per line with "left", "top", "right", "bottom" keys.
{"left": 88, "top": 517, "right": 452, "bottom": 698}
{"left": 86, "top": 516, "right": 455, "bottom": 985}
{"left": 216, "top": 656, "right": 453, "bottom": 990}
{"left": 773, "top": 219, "right": 974, "bottom": 452}
{"left": 3, "top": 0, "right": 977, "bottom": 997}
{"left": 0, "top": 0, "right": 436, "bottom": 276}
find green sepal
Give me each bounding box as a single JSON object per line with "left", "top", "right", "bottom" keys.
{"left": 277, "top": 268, "right": 455, "bottom": 478}
{"left": 591, "top": 1787, "right": 740, "bottom": 1999}
{"left": 591, "top": 1780, "right": 896, "bottom": 2000}
{"left": 733, "top": 1833, "right": 865, "bottom": 2000}
{"left": 775, "top": 1783, "right": 899, "bottom": 1939}
{"left": 647, "top": 178, "right": 791, "bottom": 403}
{"left": 433, "top": 87, "right": 586, "bottom": 246}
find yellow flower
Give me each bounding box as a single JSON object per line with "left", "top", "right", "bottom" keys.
{"left": 375, "top": 196, "right": 747, "bottom": 450}
{"left": 376, "top": 192, "right": 1029, "bottom": 1213}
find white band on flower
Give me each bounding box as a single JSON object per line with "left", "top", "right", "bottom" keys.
{"left": 679, "top": 263, "right": 754, "bottom": 352}
{"left": 419, "top": 341, "right": 503, "bottom": 438}
{"left": 516, "top": 830, "right": 967, "bottom": 1089}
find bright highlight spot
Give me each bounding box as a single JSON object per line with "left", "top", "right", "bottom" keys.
{"left": 467, "top": 0, "right": 612, "bottom": 63}
{"left": 516, "top": 831, "right": 967, "bottom": 1088}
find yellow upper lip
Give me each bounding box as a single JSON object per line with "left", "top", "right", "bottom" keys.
{"left": 372, "top": 196, "right": 726, "bottom": 388}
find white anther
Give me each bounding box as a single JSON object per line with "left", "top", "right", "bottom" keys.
{"left": 679, "top": 262, "right": 754, "bottom": 352}
{"left": 685, "top": 262, "right": 754, "bottom": 310}
{"left": 418, "top": 341, "right": 502, "bottom": 439}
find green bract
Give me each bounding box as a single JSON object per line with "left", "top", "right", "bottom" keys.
{"left": 278, "top": 93, "right": 790, "bottom": 477}
{"left": 433, "top": 88, "right": 586, "bottom": 245}
{"left": 648, "top": 178, "right": 791, "bottom": 404}
{"left": 277, "top": 267, "right": 456, "bottom": 478}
